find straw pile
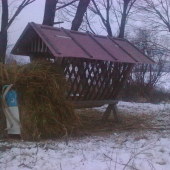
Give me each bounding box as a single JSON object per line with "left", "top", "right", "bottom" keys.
{"left": 0, "top": 61, "right": 79, "bottom": 140}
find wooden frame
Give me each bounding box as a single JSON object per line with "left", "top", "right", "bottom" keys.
{"left": 71, "top": 100, "right": 118, "bottom": 109}
{"left": 60, "top": 58, "right": 134, "bottom": 101}
{"left": 10, "top": 23, "right": 155, "bottom": 124}
{"left": 60, "top": 58, "right": 134, "bottom": 122}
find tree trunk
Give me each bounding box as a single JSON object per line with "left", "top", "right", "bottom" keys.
{"left": 0, "top": 0, "right": 8, "bottom": 137}
{"left": 71, "top": 0, "right": 91, "bottom": 95}
{"left": 71, "top": 0, "right": 90, "bottom": 31}
{"left": 0, "top": 0, "right": 8, "bottom": 63}
{"left": 118, "top": 0, "right": 130, "bottom": 38}
{"left": 0, "top": 32, "right": 7, "bottom": 63}
{"left": 0, "top": 100, "right": 7, "bottom": 139}
{"left": 106, "top": 0, "right": 112, "bottom": 36}
{"left": 42, "top": 0, "right": 58, "bottom": 26}
{"left": 106, "top": 20, "right": 112, "bottom": 37}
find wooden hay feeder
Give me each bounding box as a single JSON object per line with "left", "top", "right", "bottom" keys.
{"left": 11, "top": 22, "right": 154, "bottom": 122}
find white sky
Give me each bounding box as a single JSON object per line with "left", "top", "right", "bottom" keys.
{"left": 8, "top": 0, "right": 70, "bottom": 46}
{"left": 5, "top": 0, "right": 135, "bottom": 47}
{"left": 7, "top": 0, "right": 170, "bottom": 49}
{"left": 8, "top": 0, "right": 44, "bottom": 45}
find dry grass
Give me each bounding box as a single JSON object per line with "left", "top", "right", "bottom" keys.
{"left": 76, "top": 108, "right": 157, "bottom": 136}
{"left": 0, "top": 61, "right": 80, "bottom": 140}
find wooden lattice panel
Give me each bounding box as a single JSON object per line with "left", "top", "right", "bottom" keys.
{"left": 61, "top": 58, "right": 133, "bottom": 101}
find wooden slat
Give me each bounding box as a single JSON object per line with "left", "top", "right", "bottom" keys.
{"left": 104, "top": 63, "right": 124, "bottom": 99}
{"left": 87, "top": 33, "right": 118, "bottom": 61}
{"left": 100, "top": 62, "right": 116, "bottom": 100}
{"left": 71, "top": 100, "right": 118, "bottom": 109}
{"left": 111, "top": 63, "right": 134, "bottom": 99}
{"left": 84, "top": 60, "right": 100, "bottom": 100}
{"left": 60, "top": 58, "right": 133, "bottom": 102}
{"left": 78, "top": 59, "right": 90, "bottom": 100}
{"left": 108, "top": 36, "right": 138, "bottom": 62}
{"left": 102, "top": 104, "right": 121, "bottom": 122}
{"left": 88, "top": 61, "right": 105, "bottom": 100}
{"left": 93, "top": 61, "right": 113, "bottom": 100}
{"left": 61, "top": 28, "right": 93, "bottom": 59}
{"left": 68, "top": 59, "right": 80, "bottom": 100}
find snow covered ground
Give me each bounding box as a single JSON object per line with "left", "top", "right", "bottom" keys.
{"left": 1, "top": 102, "right": 170, "bottom": 170}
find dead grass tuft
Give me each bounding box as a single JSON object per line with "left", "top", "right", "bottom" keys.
{"left": 76, "top": 108, "right": 157, "bottom": 136}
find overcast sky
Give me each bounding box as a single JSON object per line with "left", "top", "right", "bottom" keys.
{"left": 8, "top": 0, "right": 43, "bottom": 45}
{"left": 8, "top": 0, "right": 70, "bottom": 46}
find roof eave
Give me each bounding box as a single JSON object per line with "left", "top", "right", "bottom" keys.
{"left": 11, "top": 23, "right": 32, "bottom": 55}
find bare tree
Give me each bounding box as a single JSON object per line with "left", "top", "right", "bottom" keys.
{"left": 133, "top": 29, "right": 167, "bottom": 88}
{"left": 88, "top": 0, "right": 137, "bottom": 37}
{"left": 43, "top": 0, "right": 58, "bottom": 26}
{"left": 42, "top": 0, "right": 78, "bottom": 26}
{"left": 56, "top": 0, "right": 97, "bottom": 33}
{"left": 0, "top": 0, "right": 35, "bottom": 63}
{"left": 118, "top": 0, "right": 137, "bottom": 38}
{"left": 56, "top": 0, "right": 78, "bottom": 11}
{"left": 90, "top": 0, "right": 113, "bottom": 36}
{"left": 71, "top": 0, "right": 91, "bottom": 31}
{"left": 137, "top": 0, "right": 170, "bottom": 32}
{"left": 123, "top": 29, "right": 170, "bottom": 101}
{"left": 57, "top": 0, "right": 137, "bottom": 36}
{"left": 56, "top": 0, "right": 139, "bottom": 37}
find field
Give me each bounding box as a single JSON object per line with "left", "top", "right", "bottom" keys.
{"left": 1, "top": 101, "right": 170, "bottom": 170}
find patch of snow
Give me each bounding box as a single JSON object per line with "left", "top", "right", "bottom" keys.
{"left": 1, "top": 102, "right": 170, "bottom": 170}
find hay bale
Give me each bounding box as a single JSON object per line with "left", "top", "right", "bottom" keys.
{"left": 0, "top": 61, "right": 79, "bottom": 140}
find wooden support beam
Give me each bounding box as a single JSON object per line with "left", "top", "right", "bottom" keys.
{"left": 102, "top": 104, "right": 112, "bottom": 121}
{"left": 102, "top": 104, "right": 121, "bottom": 123}
{"left": 71, "top": 100, "right": 118, "bottom": 109}
{"left": 112, "top": 104, "right": 121, "bottom": 123}
{"left": 71, "top": 100, "right": 121, "bottom": 123}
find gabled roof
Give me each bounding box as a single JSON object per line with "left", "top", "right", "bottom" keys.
{"left": 11, "top": 22, "right": 154, "bottom": 64}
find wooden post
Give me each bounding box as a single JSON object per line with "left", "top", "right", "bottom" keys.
{"left": 102, "top": 63, "right": 134, "bottom": 122}
{"left": 102, "top": 104, "right": 112, "bottom": 121}
{"left": 112, "top": 104, "right": 121, "bottom": 123}
{"left": 0, "top": 100, "right": 8, "bottom": 139}
{"left": 0, "top": 62, "right": 7, "bottom": 139}
{"left": 102, "top": 104, "right": 121, "bottom": 123}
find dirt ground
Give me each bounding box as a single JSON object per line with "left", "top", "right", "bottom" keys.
{"left": 1, "top": 103, "right": 168, "bottom": 140}
{"left": 75, "top": 107, "right": 156, "bottom": 137}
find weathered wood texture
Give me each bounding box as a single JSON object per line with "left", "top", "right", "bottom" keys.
{"left": 0, "top": 100, "right": 7, "bottom": 139}
{"left": 27, "top": 34, "right": 50, "bottom": 54}
{"left": 72, "top": 100, "right": 118, "bottom": 109}
{"left": 60, "top": 57, "right": 134, "bottom": 101}
{"left": 102, "top": 104, "right": 121, "bottom": 123}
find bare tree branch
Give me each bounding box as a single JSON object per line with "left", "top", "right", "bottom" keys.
{"left": 136, "top": 0, "right": 170, "bottom": 32}
{"left": 6, "top": 0, "right": 36, "bottom": 30}
{"left": 56, "top": 0, "right": 78, "bottom": 11}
